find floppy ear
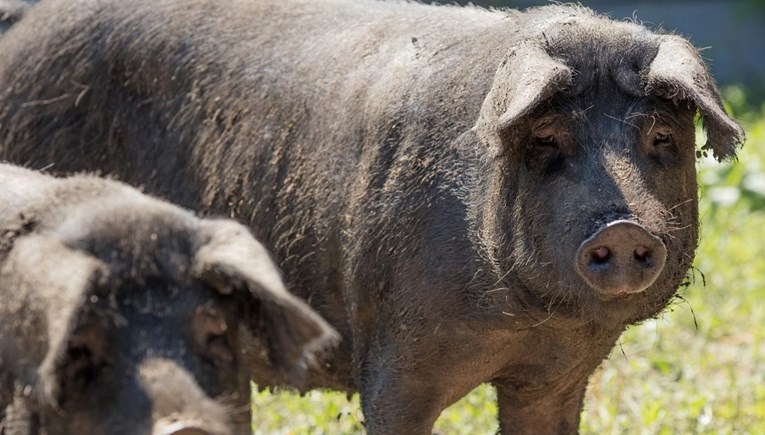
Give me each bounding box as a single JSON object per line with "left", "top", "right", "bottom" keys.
{"left": 193, "top": 220, "right": 339, "bottom": 379}
{"left": 3, "top": 235, "right": 111, "bottom": 408}
{"left": 474, "top": 41, "right": 572, "bottom": 155}
{"left": 644, "top": 35, "right": 745, "bottom": 161}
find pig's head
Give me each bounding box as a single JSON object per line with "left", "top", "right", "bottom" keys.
{"left": 5, "top": 195, "right": 338, "bottom": 434}
{"left": 473, "top": 8, "right": 744, "bottom": 326}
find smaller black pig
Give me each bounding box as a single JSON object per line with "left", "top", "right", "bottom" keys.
{"left": 0, "top": 164, "right": 338, "bottom": 435}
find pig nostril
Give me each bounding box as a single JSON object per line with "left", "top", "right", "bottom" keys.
{"left": 590, "top": 246, "right": 611, "bottom": 265}
{"left": 634, "top": 246, "right": 652, "bottom": 265}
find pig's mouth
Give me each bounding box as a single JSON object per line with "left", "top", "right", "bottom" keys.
{"left": 574, "top": 219, "right": 667, "bottom": 299}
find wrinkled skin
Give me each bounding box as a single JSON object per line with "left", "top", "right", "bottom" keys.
{"left": 0, "top": 0, "right": 743, "bottom": 433}
{"left": 0, "top": 164, "right": 337, "bottom": 435}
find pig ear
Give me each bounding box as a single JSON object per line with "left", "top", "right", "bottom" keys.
{"left": 193, "top": 220, "right": 339, "bottom": 379}
{"left": 474, "top": 42, "right": 572, "bottom": 155}
{"left": 644, "top": 35, "right": 745, "bottom": 161}
{"left": 5, "top": 235, "right": 111, "bottom": 407}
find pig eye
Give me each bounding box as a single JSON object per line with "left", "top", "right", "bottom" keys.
{"left": 55, "top": 323, "right": 113, "bottom": 406}
{"left": 527, "top": 117, "right": 570, "bottom": 173}
{"left": 537, "top": 134, "right": 556, "bottom": 145}
{"left": 533, "top": 120, "right": 559, "bottom": 147}
{"left": 644, "top": 124, "right": 682, "bottom": 166}
{"left": 528, "top": 136, "right": 565, "bottom": 175}
{"left": 192, "top": 304, "right": 234, "bottom": 366}
{"left": 206, "top": 334, "right": 234, "bottom": 365}
{"left": 532, "top": 116, "right": 565, "bottom": 151}
{"left": 653, "top": 131, "right": 673, "bottom": 147}
{"left": 61, "top": 345, "right": 109, "bottom": 394}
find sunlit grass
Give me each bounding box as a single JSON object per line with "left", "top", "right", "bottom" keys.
{"left": 251, "top": 94, "right": 765, "bottom": 433}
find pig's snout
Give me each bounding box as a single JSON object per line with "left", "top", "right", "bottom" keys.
{"left": 575, "top": 220, "right": 667, "bottom": 297}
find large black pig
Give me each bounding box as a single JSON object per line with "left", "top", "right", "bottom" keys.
{"left": 0, "top": 164, "right": 337, "bottom": 434}
{"left": 0, "top": 0, "right": 744, "bottom": 432}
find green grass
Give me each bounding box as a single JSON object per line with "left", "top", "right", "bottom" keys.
{"left": 251, "top": 92, "right": 765, "bottom": 434}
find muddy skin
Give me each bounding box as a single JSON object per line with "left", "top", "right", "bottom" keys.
{"left": 0, "top": 164, "right": 337, "bottom": 435}
{"left": 0, "top": 1, "right": 743, "bottom": 433}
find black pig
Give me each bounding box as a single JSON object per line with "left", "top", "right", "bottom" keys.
{"left": 0, "top": 164, "right": 337, "bottom": 434}
{"left": 0, "top": 0, "right": 743, "bottom": 432}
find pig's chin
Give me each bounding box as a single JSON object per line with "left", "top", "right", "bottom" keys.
{"left": 524, "top": 235, "right": 676, "bottom": 324}
{"left": 572, "top": 270, "right": 680, "bottom": 326}
{"left": 526, "top": 264, "right": 653, "bottom": 326}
